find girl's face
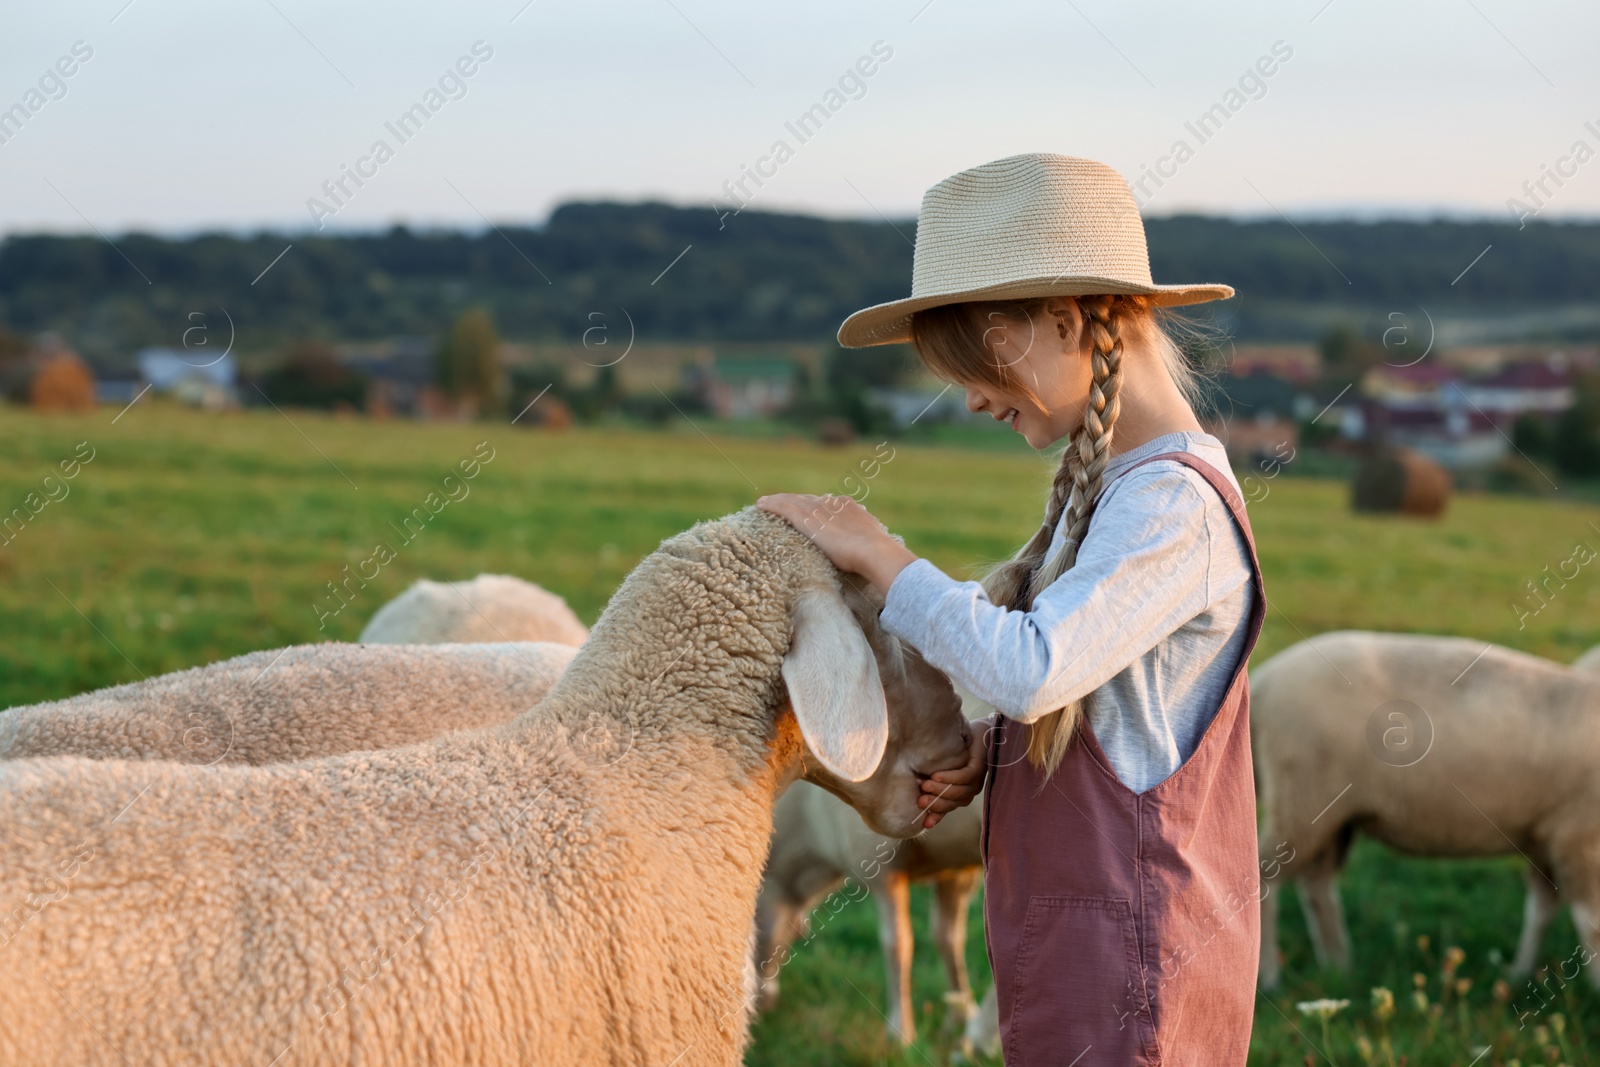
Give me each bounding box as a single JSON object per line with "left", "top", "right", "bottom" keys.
{"left": 959, "top": 299, "right": 1093, "bottom": 449}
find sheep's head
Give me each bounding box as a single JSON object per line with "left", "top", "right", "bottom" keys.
{"left": 779, "top": 570, "right": 971, "bottom": 838}
{"left": 575, "top": 506, "right": 971, "bottom": 838}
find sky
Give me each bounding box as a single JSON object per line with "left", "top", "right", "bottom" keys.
{"left": 1, "top": 0, "right": 1598, "bottom": 238}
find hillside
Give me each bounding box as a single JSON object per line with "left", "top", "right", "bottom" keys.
{"left": 1, "top": 203, "right": 1597, "bottom": 368}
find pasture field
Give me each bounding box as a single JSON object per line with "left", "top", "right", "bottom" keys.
{"left": 2, "top": 404, "right": 1597, "bottom": 1065}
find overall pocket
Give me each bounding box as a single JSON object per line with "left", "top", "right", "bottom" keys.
{"left": 1006, "top": 895, "right": 1158, "bottom": 1067}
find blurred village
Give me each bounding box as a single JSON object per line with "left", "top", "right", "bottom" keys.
{"left": 4, "top": 312, "right": 1595, "bottom": 515}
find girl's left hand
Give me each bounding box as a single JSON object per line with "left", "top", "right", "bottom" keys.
{"left": 917, "top": 723, "right": 987, "bottom": 828}
{"left": 756, "top": 494, "right": 918, "bottom": 597}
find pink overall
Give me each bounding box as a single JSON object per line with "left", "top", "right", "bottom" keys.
{"left": 980, "top": 451, "right": 1266, "bottom": 1066}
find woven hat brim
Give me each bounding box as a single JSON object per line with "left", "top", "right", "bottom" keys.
{"left": 837, "top": 277, "right": 1236, "bottom": 349}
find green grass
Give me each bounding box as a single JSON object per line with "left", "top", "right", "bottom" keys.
{"left": 3, "top": 403, "right": 1598, "bottom": 1065}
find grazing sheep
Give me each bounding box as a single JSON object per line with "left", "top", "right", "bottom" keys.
{"left": 1253, "top": 629, "right": 1600, "bottom": 993}
{"left": 754, "top": 688, "right": 999, "bottom": 1046}
{"left": 0, "top": 508, "right": 972, "bottom": 1066}
{"left": 360, "top": 574, "right": 589, "bottom": 646}
{"left": 0, "top": 642, "right": 576, "bottom": 765}
{"left": 755, "top": 779, "right": 983, "bottom": 1046}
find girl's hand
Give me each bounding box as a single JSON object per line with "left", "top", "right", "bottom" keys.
{"left": 756, "top": 494, "right": 918, "bottom": 598}
{"left": 917, "top": 722, "right": 988, "bottom": 829}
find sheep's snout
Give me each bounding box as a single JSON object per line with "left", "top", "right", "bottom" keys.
{"left": 810, "top": 639, "right": 969, "bottom": 839}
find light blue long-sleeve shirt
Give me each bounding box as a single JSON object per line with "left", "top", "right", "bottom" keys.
{"left": 879, "top": 431, "right": 1255, "bottom": 794}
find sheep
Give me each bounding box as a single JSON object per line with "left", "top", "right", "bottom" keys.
{"left": 360, "top": 573, "right": 589, "bottom": 646}
{"left": 754, "top": 779, "right": 982, "bottom": 1047}
{"left": 1571, "top": 644, "right": 1600, "bottom": 673}
{"left": 0, "top": 507, "right": 974, "bottom": 1066}
{"left": 0, "top": 641, "right": 576, "bottom": 765}
{"left": 1, "top": 569, "right": 581, "bottom": 767}
{"left": 754, "top": 688, "right": 1007, "bottom": 1049}
{"left": 1253, "top": 629, "right": 1600, "bottom": 996}
{"left": 955, "top": 986, "right": 1001, "bottom": 1064}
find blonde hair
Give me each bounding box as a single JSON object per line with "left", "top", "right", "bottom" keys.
{"left": 910, "top": 293, "right": 1214, "bottom": 778}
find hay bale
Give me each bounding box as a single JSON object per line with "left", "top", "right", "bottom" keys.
{"left": 28, "top": 353, "right": 95, "bottom": 413}
{"left": 1351, "top": 445, "right": 1451, "bottom": 517}
{"left": 532, "top": 395, "right": 573, "bottom": 431}
{"left": 816, "top": 418, "right": 854, "bottom": 446}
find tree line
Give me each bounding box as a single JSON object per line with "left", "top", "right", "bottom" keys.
{"left": 1, "top": 201, "right": 1597, "bottom": 369}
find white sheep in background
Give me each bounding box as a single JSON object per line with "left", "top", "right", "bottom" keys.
{"left": 1571, "top": 644, "right": 1600, "bottom": 673}
{"left": 954, "top": 986, "right": 1001, "bottom": 1064}
{"left": 359, "top": 573, "right": 589, "bottom": 646}
{"left": 755, "top": 688, "right": 1005, "bottom": 1051}
{"left": 0, "top": 508, "right": 974, "bottom": 1066}
{"left": 2, "top": 570, "right": 582, "bottom": 766}
{"left": 755, "top": 776, "right": 983, "bottom": 1046}
{"left": 1253, "top": 629, "right": 1600, "bottom": 993}
{"left": 0, "top": 642, "right": 576, "bottom": 765}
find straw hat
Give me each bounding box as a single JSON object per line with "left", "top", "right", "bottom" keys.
{"left": 836, "top": 152, "right": 1235, "bottom": 348}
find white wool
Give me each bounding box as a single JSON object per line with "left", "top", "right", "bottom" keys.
{"left": 1254, "top": 629, "right": 1600, "bottom": 991}
{"left": 0, "top": 508, "right": 971, "bottom": 1066}
{"left": 360, "top": 574, "right": 588, "bottom": 646}
{"left": 0, "top": 642, "right": 575, "bottom": 765}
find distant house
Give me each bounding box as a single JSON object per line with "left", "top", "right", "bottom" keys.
{"left": 95, "top": 380, "right": 141, "bottom": 405}
{"left": 138, "top": 347, "right": 238, "bottom": 409}
{"left": 339, "top": 337, "right": 436, "bottom": 416}
{"left": 1457, "top": 356, "right": 1573, "bottom": 420}
{"left": 1356, "top": 354, "right": 1575, "bottom": 468}
{"left": 1199, "top": 371, "right": 1299, "bottom": 422}
{"left": 1225, "top": 344, "right": 1320, "bottom": 385}
{"left": 1196, "top": 371, "right": 1302, "bottom": 466}
{"left": 1360, "top": 363, "right": 1485, "bottom": 466}
{"left": 689, "top": 354, "right": 797, "bottom": 419}
{"left": 866, "top": 384, "right": 975, "bottom": 427}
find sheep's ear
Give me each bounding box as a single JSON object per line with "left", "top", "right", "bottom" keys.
{"left": 781, "top": 584, "right": 889, "bottom": 782}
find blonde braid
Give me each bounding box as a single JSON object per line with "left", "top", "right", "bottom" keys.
{"left": 1029, "top": 296, "right": 1125, "bottom": 600}
{"left": 974, "top": 294, "right": 1128, "bottom": 779}
{"left": 979, "top": 452, "right": 1075, "bottom": 615}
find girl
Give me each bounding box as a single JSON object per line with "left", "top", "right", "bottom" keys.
{"left": 758, "top": 152, "right": 1265, "bottom": 1066}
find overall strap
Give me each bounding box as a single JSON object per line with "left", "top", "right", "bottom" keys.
{"left": 1116, "top": 449, "right": 1259, "bottom": 552}
{"left": 1110, "top": 448, "right": 1268, "bottom": 709}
